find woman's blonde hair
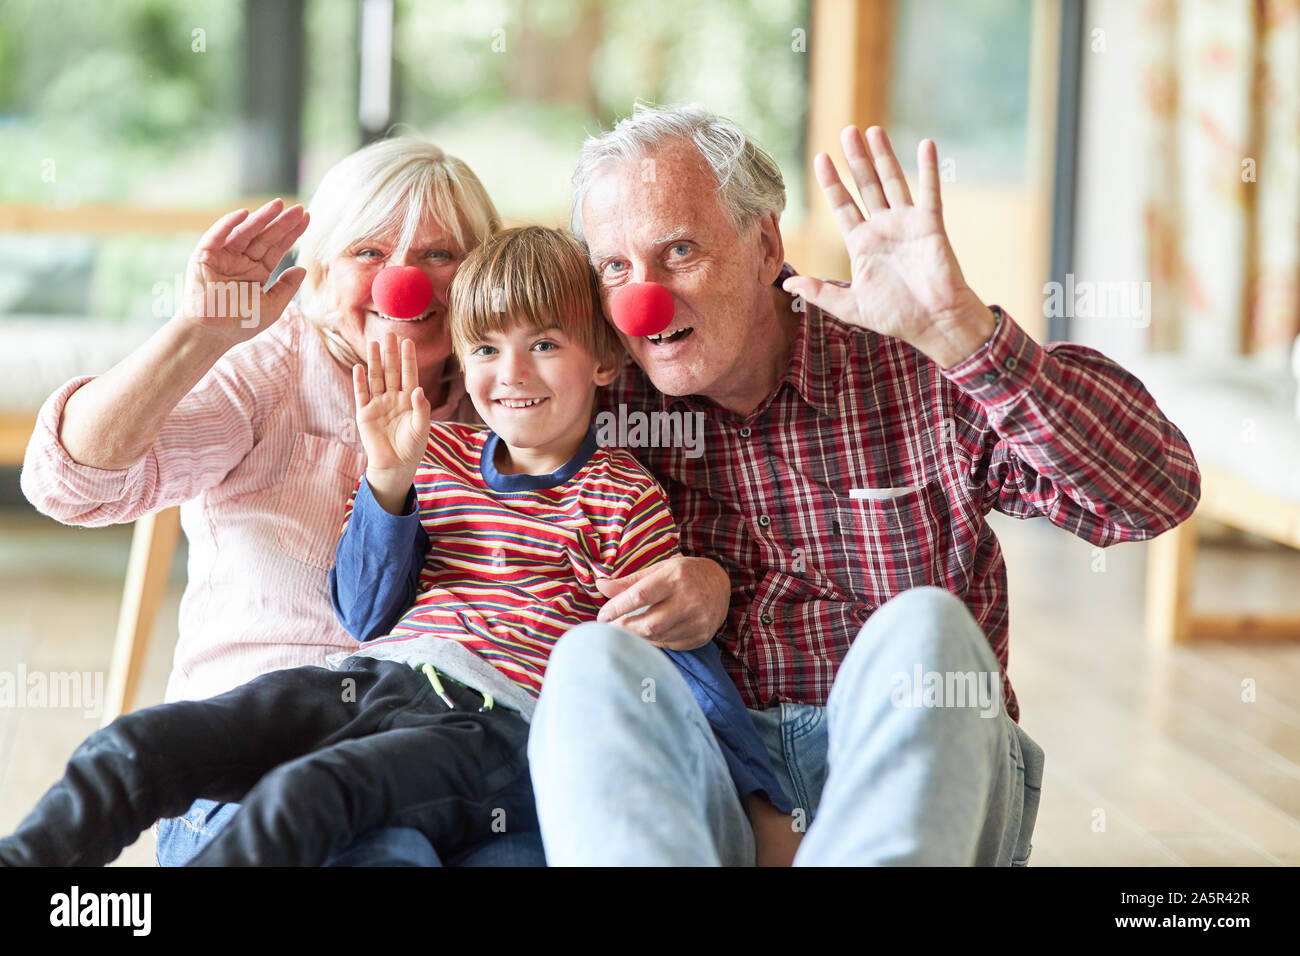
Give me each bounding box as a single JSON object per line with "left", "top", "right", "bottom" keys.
{"left": 449, "top": 225, "right": 622, "bottom": 371}
{"left": 295, "top": 137, "right": 501, "bottom": 366}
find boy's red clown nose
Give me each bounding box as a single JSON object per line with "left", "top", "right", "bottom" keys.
{"left": 372, "top": 267, "right": 434, "bottom": 319}
{"left": 609, "top": 282, "right": 674, "bottom": 337}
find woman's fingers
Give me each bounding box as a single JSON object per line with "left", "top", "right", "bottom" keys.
{"left": 194, "top": 208, "right": 250, "bottom": 265}
{"left": 814, "top": 152, "right": 867, "bottom": 239}
{"left": 840, "top": 126, "right": 889, "bottom": 217}
{"left": 242, "top": 204, "right": 307, "bottom": 266}
{"left": 865, "top": 126, "right": 914, "bottom": 208}
{"left": 259, "top": 265, "right": 306, "bottom": 325}
{"left": 223, "top": 198, "right": 285, "bottom": 257}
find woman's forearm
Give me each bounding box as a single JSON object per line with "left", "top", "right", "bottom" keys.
{"left": 59, "top": 316, "right": 232, "bottom": 470}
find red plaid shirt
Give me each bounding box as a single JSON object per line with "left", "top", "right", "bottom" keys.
{"left": 601, "top": 265, "right": 1200, "bottom": 722}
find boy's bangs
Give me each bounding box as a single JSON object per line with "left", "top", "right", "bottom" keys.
{"left": 452, "top": 228, "right": 607, "bottom": 358}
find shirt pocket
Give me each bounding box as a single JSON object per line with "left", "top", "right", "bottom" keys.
{"left": 274, "top": 432, "right": 366, "bottom": 570}
{"left": 835, "top": 479, "right": 950, "bottom": 605}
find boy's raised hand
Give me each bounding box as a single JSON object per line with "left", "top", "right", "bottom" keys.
{"left": 353, "top": 332, "right": 432, "bottom": 515}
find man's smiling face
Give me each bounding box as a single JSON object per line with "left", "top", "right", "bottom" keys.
{"left": 581, "top": 140, "right": 785, "bottom": 407}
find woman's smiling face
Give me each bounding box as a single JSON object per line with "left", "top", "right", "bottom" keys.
{"left": 324, "top": 216, "right": 462, "bottom": 378}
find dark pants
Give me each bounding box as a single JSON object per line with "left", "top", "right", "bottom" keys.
{"left": 0, "top": 658, "right": 537, "bottom": 866}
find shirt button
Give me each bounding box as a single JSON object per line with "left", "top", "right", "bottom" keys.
{"left": 760, "top": 612, "right": 773, "bottom": 625}
{"left": 1004, "top": 356, "right": 1018, "bottom": 371}
{"left": 739, "top": 426, "right": 752, "bottom": 438}
{"left": 982, "top": 371, "right": 999, "bottom": 385}
{"left": 757, "top": 514, "right": 771, "bottom": 527}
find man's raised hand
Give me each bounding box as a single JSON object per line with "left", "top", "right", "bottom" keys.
{"left": 781, "top": 126, "right": 996, "bottom": 369}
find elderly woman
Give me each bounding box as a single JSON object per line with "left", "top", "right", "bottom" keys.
{"left": 22, "top": 139, "right": 520, "bottom": 866}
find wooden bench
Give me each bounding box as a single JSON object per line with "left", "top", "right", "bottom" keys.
{"left": 1136, "top": 352, "right": 1300, "bottom": 643}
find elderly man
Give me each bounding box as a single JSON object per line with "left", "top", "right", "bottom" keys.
{"left": 527, "top": 103, "right": 1200, "bottom": 866}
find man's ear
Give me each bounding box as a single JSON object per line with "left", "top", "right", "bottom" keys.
{"left": 756, "top": 212, "right": 785, "bottom": 285}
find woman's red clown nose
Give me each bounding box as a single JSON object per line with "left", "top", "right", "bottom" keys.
{"left": 372, "top": 266, "right": 434, "bottom": 319}
{"left": 610, "top": 281, "right": 674, "bottom": 337}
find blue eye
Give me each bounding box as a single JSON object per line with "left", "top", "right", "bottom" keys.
{"left": 425, "top": 249, "right": 453, "bottom": 261}
{"left": 357, "top": 248, "right": 384, "bottom": 259}
{"left": 533, "top": 341, "right": 557, "bottom": 352}
{"left": 470, "top": 344, "right": 496, "bottom": 357}
{"left": 603, "top": 260, "right": 627, "bottom": 277}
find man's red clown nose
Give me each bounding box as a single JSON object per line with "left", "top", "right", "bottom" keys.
{"left": 372, "top": 267, "right": 434, "bottom": 319}
{"left": 609, "top": 282, "right": 674, "bottom": 337}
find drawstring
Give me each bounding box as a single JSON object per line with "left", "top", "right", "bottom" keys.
{"left": 418, "top": 663, "right": 494, "bottom": 712}
{"left": 419, "top": 663, "right": 456, "bottom": 709}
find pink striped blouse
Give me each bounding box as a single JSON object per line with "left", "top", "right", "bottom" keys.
{"left": 20, "top": 305, "right": 474, "bottom": 704}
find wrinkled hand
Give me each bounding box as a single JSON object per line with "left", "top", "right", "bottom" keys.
{"left": 354, "top": 333, "right": 431, "bottom": 514}
{"left": 180, "top": 198, "right": 309, "bottom": 346}
{"left": 781, "top": 127, "right": 994, "bottom": 368}
{"left": 595, "top": 555, "right": 731, "bottom": 651}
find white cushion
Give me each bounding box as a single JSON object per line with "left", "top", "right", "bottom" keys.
{"left": 0, "top": 318, "right": 157, "bottom": 411}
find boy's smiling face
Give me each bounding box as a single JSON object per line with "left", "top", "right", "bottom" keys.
{"left": 462, "top": 318, "right": 619, "bottom": 476}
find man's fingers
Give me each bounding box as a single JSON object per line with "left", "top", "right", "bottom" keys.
{"left": 595, "top": 566, "right": 666, "bottom": 621}
{"left": 917, "top": 139, "right": 942, "bottom": 216}
{"left": 840, "top": 126, "right": 889, "bottom": 216}
{"left": 865, "top": 126, "right": 914, "bottom": 208}
{"left": 813, "top": 153, "right": 866, "bottom": 239}
{"left": 781, "top": 275, "right": 857, "bottom": 323}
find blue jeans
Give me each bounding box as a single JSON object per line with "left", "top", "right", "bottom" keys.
{"left": 528, "top": 586, "right": 1044, "bottom": 865}
{"left": 156, "top": 804, "right": 545, "bottom": 866}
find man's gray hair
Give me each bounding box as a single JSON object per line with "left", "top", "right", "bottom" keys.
{"left": 570, "top": 102, "right": 786, "bottom": 242}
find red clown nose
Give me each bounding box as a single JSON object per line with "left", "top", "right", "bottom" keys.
{"left": 372, "top": 267, "right": 434, "bottom": 319}
{"left": 609, "top": 282, "right": 674, "bottom": 337}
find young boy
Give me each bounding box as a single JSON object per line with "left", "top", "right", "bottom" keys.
{"left": 0, "top": 226, "right": 793, "bottom": 868}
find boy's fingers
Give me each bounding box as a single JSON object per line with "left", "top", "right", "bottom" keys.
{"left": 367, "top": 339, "right": 384, "bottom": 398}
{"left": 352, "top": 363, "right": 369, "bottom": 411}
{"left": 383, "top": 332, "right": 402, "bottom": 392}
{"left": 401, "top": 337, "right": 420, "bottom": 394}
{"left": 410, "top": 387, "right": 431, "bottom": 431}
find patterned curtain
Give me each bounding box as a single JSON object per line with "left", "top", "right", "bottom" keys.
{"left": 1141, "top": 0, "right": 1300, "bottom": 357}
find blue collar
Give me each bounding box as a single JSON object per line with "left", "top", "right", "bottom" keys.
{"left": 480, "top": 426, "right": 600, "bottom": 492}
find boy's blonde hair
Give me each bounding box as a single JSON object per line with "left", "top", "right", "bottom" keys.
{"left": 450, "top": 225, "right": 623, "bottom": 370}
{"left": 296, "top": 137, "right": 501, "bottom": 367}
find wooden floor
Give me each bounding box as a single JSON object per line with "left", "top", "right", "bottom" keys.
{"left": 1, "top": 507, "right": 1299, "bottom": 866}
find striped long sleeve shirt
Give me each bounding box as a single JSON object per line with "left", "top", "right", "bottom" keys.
{"left": 329, "top": 421, "right": 793, "bottom": 811}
